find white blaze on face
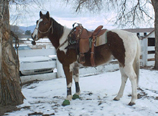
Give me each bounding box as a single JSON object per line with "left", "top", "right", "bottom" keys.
{"left": 32, "top": 19, "right": 43, "bottom": 41}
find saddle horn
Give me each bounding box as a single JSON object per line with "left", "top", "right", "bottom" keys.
{"left": 72, "top": 22, "right": 82, "bottom": 28}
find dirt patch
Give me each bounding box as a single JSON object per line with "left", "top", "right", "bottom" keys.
{"left": 0, "top": 106, "right": 20, "bottom": 116}
{"left": 28, "top": 112, "right": 55, "bottom": 116}
{"left": 127, "top": 87, "right": 158, "bottom": 100}
{"left": 136, "top": 88, "right": 158, "bottom": 100}
{"left": 22, "top": 80, "right": 41, "bottom": 87}
{"left": 0, "top": 105, "right": 31, "bottom": 116}
{"left": 140, "top": 66, "right": 155, "bottom": 70}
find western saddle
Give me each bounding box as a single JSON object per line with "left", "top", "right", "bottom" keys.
{"left": 66, "top": 23, "right": 107, "bottom": 66}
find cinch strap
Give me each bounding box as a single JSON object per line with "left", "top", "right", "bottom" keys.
{"left": 105, "top": 30, "right": 109, "bottom": 44}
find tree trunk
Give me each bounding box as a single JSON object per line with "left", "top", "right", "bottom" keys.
{"left": 151, "top": 0, "right": 158, "bottom": 69}
{"left": 0, "top": 0, "right": 24, "bottom": 112}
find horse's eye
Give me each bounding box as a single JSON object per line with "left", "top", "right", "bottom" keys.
{"left": 43, "top": 22, "right": 48, "bottom": 25}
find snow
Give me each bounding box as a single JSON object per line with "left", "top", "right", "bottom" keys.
{"left": 5, "top": 68, "right": 158, "bottom": 116}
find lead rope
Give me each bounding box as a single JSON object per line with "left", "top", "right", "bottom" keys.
{"left": 139, "top": 29, "right": 155, "bottom": 40}
{"left": 11, "top": 31, "right": 22, "bottom": 86}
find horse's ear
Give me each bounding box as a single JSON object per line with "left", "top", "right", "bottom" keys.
{"left": 46, "top": 11, "right": 50, "bottom": 19}
{"left": 40, "top": 11, "right": 43, "bottom": 18}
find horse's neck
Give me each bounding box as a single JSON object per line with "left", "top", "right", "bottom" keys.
{"left": 47, "top": 19, "right": 64, "bottom": 49}
{"left": 49, "top": 26, "right": 71, "bottom": 50}
{"left": 47, "top": 19, "right": 71, "bottom": 50}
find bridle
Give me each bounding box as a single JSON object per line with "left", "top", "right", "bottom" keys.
{"left": 36, "top": 21, "right": 52, "bottom": 34}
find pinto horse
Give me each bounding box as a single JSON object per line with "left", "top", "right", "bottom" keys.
{"left": 31, "top": 11, "right": 141, "bottom": 106}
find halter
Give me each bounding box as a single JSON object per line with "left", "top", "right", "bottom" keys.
{"left": 36, "top": 21, "right": 52, "bottom": 34}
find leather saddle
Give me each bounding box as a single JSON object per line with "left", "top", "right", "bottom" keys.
{"left": 66, "top": 24, "right": 107, "bottom": 66}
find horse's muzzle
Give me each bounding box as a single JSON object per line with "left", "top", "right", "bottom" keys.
{"left": 32, "top": 41, "right": 36, "bottom": 45}
{"left": 31, "top": 33, "right": 36, "bottom": 45}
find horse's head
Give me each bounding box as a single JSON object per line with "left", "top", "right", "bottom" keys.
{"left": 31, "top": 11, "right": 52, "bottom": 42}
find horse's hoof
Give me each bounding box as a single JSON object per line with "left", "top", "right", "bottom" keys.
{"left": 113, "top": 98, "right": 119, "bottom": 101}
{"left": 32, "top": 41, "right": 36, "bottom": 45}
{"left": 72, "top": 94, "right": 80, "bottom": 100}
{"left": 128, "top": 102, "right": 135, "bottom": 106}
{"left": 62, "top": 100, "right": 70, "bottom": 106}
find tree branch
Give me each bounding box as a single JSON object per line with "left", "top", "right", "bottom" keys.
{"left": 76, "top": 0, "right": 86, "bottom": 12}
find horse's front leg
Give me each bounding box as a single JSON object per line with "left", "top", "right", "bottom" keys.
{"left": 62, "top": 65, "right": 73, "bottom": 106}
{"left": 72, "top": 63, "right": 80, "bottom": 100}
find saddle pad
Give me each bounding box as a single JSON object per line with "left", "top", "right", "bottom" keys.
{"left": 96, "top": 30, "right": 108, "bottom": 46}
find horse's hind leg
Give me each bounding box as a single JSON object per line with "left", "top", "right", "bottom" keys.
{"left": 124, "top": 64, "right": 137, "bottom": 106}
{"left": 72, "top": 63, "right": 80, "bottom": 99}
{"left": 114, "top": 66, "right": 128, "bottom": 101}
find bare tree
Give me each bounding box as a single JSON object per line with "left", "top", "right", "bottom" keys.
{"left": 151, "top": 0, "right": 158, "bottom": 69}
{"left": 0, "top": 0, "right": 24, "bottom": 115}
{"left": 67, "top": 0, "right": 158, "bottom": 69}
{"left": 0, "top": 0, "right": 46, "bottom": 115}
{"left": 0, "top": 0, "right": 47, "bottom": 115}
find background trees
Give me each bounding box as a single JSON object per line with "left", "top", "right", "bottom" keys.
{"left": 66, "top": 0, "right": 158, "bottom": 69}
{"left": 10, "top": 25, "right": 24, "bottom": 36}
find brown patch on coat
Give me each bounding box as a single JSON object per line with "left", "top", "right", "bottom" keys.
{"left": 83, "top": 44, "right": 112, "bottom": 66}
{"left": 57, "top": 49, "right": 77, "bottom": 65}
{"left": 82, "top": 31, "right": 125, "bottom": 67}
{"left": 107, "top": 31, "right": 125, "bottom": 67}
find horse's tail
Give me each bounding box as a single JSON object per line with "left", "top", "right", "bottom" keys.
{"left": 133, "top": 36, "right": 141, "bottom": 87}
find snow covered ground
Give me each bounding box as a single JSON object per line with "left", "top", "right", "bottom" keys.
{"left": 5, "top": 68, "right": 158, "bottom": 116}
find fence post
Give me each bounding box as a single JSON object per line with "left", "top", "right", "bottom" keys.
{"left": 56, "top": 58, "right": 65, "bottom": 78}
{"left": 142, "top": 38, "right": 148, "bottom": 66}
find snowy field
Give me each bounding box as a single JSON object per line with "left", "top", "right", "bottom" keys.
{"left": 5, "top": 68, "right": 158, "bottom": 116}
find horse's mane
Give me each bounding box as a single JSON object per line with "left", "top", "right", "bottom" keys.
{"left": 50, "top": 17, "right": 64, "bottom": 39}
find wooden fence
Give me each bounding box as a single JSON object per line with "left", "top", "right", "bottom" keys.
{"left": 19, "top": 48, "right": 65, "bottom": 83}
{"left": 139, "top": 32, "right": 155, "bottom": 67}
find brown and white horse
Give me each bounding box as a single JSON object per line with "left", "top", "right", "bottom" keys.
{"left": 31, "top": 11, "right": 141, "bottom": 106}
